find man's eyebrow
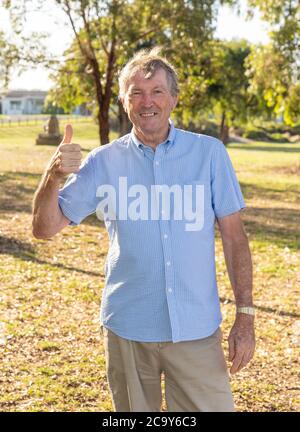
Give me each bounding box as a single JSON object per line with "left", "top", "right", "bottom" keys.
{"left": 129, "top": 84, "right": 166, "bottom": 90}
{"left": 128, "top": 86, "right": 142, "bottom": 91}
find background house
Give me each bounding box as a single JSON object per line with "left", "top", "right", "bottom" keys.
{"left": 0, "top": 90, "right": 47, "bottom": 115}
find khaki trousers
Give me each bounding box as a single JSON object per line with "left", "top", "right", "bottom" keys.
{"left": 101, "top": 326, "right": 235, "bottom": 412}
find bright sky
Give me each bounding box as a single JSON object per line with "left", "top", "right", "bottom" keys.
{"left": 1, "top": 0, "right": 270, "bottom": 91}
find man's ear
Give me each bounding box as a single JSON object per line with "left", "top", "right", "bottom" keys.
{"left": 172, "top": 95, "right": 179, "bottom": 110}
{"left": 119, "top": 96, "right": 127, "bottom": 113}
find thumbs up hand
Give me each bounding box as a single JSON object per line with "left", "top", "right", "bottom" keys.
{"left": 46, "top": 124, "right": 82, "bottom": 180}
{"left": 61, "top": 123, "right": 73, "bottom": 145}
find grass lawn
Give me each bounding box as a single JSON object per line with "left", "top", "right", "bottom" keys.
{"left": 0, "top": 120, "right": 299, "bottom": 412}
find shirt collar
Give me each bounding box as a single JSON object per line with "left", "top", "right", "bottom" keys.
{"left": 130, "top": 119, "right": 176, "bottom": 154}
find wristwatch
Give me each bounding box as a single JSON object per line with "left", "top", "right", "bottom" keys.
{"left": 237, "top": 306, "right": 255, "bottom": 316}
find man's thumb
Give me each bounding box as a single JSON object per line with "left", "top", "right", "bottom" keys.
{"left": 61, "top": 124, "right": 73, "bottom": 144}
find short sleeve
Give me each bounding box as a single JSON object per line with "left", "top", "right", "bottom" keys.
{"left": 58, "top": 151, "right": 98, "bottom": 225}
{"left": 211, "top": 141, "right": 246, "bottom": 218}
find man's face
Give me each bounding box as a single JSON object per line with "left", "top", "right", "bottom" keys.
{"left": 122, "top": 68, "right": 178, "bottom": 136}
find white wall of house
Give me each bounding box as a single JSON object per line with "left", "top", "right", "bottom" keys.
{"left": 2, "top": 97, "right": 24, "bottom": 115}
{"left": 1, "top": 91, "right": 47, "bottom": 115}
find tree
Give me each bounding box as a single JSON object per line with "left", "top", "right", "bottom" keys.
{"left": 47, "top": 40, "right": 94, "bottom": 114}
{"left": 48, "top": 0, "right": 231, "bottom": 144}
{"left": 211, "top": 40, "right": 255, "bottom": 143}
{"left": 172, "top": 40, "right": 254, "bottom": 144}
{"left": 245, "top": 0, "right": 300, "bottom": 124}
{"left": 246, "top": 0, "right": 299, "bottom": 63}
{"left": 0, "top": 0, "right": 51, "bottom": 90}
{"left": 245, "top": 41, "right": 300, "bottom": 125}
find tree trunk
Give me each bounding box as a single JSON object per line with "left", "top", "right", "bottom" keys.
{"left": 93, "top": 72, "right": 109, "bottom": 145}
{"left": 118, "top": 100, "right": 132, "bottom": 136}
{"left": 98, "top": 108, "right": 110, "bottom": 145}
{"left": 220, "top": 111, "right": 229, "bottom": 145}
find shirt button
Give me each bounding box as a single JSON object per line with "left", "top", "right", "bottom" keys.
{"left": 166, "top": 261, "right": 171, "bottom": 266}
{"left": 168, "top": 288, "right": 172, "bottom": 293}
{"left": 155, "top": 161, "right": 159, "bottom": 166}
{"left": 164, "top": 234, "right": 168, "bottom": 239}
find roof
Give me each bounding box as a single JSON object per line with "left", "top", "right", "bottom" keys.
{"left": 1, "top": 89, "right": 48, "bottom": 98}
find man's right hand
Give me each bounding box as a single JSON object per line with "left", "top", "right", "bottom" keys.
{"left": 46, "top": 124, "right": 82, "bottom": 180}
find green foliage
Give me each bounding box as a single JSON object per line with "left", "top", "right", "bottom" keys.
{"left": 284, "top": 82, "right": 300, "bottom": 126}
{"left": 42, "top": 101, "right": 66, "bottom": 115}
{"left": 3, "top": 0, "right": 299, "bottom": 136}
{"left": 208, "top": 40, "right": 252, "bottom": 122}
{"left": 173, "top": 39, "right": 257, "bottom": 142}
{"left": 245, "top": 0, "right": 300, "bottom": 125}
{"left": 47, "top": 1, "right": 234, "bottom": 134}
{"left": 246, "top": 43, "right": 300, "bottom": 125}
{"left": 47, "top": 41, "right": 93, "bottom": 114}
{"left": 238, "top": 119, "right": 300, "bottom": 142}
{"left": 243, "top": 127, "right": 290, "bottom": 143}
{"left": 0, "top": 30, "right": 19, "bottom": 88}
{"left": 246, "top": 45, "right": 289, "bottom": 113}
{"left": 246, "top": 0, "right": 299, "bottom": 61}
{"left": 0, "top": 0, "right": 53, "bottom": 89}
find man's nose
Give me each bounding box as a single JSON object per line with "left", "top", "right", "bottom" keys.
{"left": 141, "top": 93, "right": 153, "bottom": 107}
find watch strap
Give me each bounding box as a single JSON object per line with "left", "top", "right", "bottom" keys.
{"left": 237, "top": 306, "right": 255, "bottom": 316}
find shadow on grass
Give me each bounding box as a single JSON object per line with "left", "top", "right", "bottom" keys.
{"left": 0, "top": 172, "right": 41, "bottom": 213}
{"left": 0, "top": 171, "right": 105, "bottom": 229}
{"left": 0, "top": 171, "right": 110, "bottom": 229}
{"left": 228, "top": 144, "right": 300, "bottom": 153}
{"left": 242, "top": 206, "right": 300, "bottom": 250}
{"left": 238, "top": 182, "right": 300, "bottom": 250}
{"left": 241, "top": 182, "right": 300, "bottom": 201}
{"left": 0, "top": 235, "right": 102, "bottom": 277}
{"left": 0, "top": 235, "right": 35, "bottom": 259}
{"left": 1, "top": 171, "right": 299, "bottom": 249}
{"left": 220, "top": 297, "right": 300, "bottom": 319}
{"left": 2, "top": 234, "right": 298, "bottom": 318}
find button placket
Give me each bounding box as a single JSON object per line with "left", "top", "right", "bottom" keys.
{"left": 153, "top": 146, "right": 180, "bottom": 340}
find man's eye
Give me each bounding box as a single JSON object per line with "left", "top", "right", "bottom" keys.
{"left": 154, "top": 90, "right": 162, "bottom": 94}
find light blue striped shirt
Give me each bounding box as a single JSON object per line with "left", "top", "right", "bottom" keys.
{"left": 58, "top": 121, "right": 245, "bottom": 342}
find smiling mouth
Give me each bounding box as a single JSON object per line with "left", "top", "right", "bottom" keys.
{"left": 139, "top": 112, "right": 158, "bottom": 117}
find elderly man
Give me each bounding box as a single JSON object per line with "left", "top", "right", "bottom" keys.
{"left": 32, "top": 48, "right": 255, "bottom": 412}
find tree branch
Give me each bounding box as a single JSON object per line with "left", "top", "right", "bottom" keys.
{"left": 79, "top": 0, "right": 104, "bottom": 102}
{"left": 62, "top": 0, "right": 86, "bottom": 58}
